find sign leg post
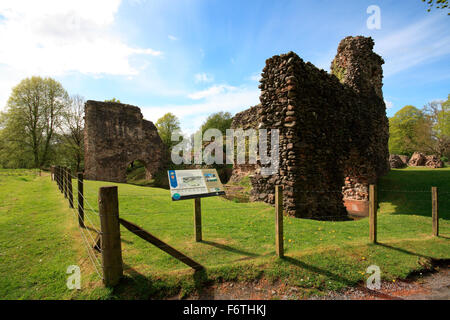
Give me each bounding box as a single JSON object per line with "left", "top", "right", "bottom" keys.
{"left": 275, "top": 186, "right": 284, "bottom": 258}
{"left": 194, "top": 198, "right": 202, "bottom": 242}
{"left": 432, "top": 186, "right": 439, "bottom": 237}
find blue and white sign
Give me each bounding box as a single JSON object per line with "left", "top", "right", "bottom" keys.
{"left": 167, "top": 169, "right": 225, "bottom": 201}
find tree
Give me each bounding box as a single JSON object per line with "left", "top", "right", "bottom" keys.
{"left": 59, "top": 95, "right": 85, "bottom": 172}
{"left": 388, "top": 98, "right": 450, "bottom": 158}
{"left": 0, "top": 113, "right": 34, "bottom": 168}
{"left": 1, "top": 77, "right": 69, "bottom": 168}
{"left": 388, "top": 105, "right": 429, "bottom": 155}
{"left": 193, "top": 111, "right": 234, "bottom": 167}
{"left": 419, "top": 97, "right": 450, "bottom": 157}
{"left": 155, "top": 113, "right": 181, "bottom": 149}
{"left": 200, "top": 111, "right": 233, "bottom": 136}
{"left": 422, "top": 0, "right": 449, "bottom": 14}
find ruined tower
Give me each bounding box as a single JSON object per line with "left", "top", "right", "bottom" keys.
{"left": 231, "top": 36, "right": 389, "bottom": 219}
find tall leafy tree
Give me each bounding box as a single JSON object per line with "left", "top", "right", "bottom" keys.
{"left": 389, "top": 98, "right": 449, "bottom": 158}
{"left": 420, "top": 97, "right": 450, "bottom": 157}
{"left": 1, "top": 77, "right": 69, "bottom": 168}
{"left": 388, "top": 105, "right": 430, "bottom": 155}
{"left": 59, "top": 95, "right": 85, "bottom": 172}
{"left": 0, "top": 112, "right": 34, "bottom": 168}
{"left": 195, "top": 111, "right": 234, "bottom": 167}
{"left": 155, "top": 112, "right": 181, "bottom": 150}
{"left": 200, "top": 111, "right": 233, "bottom": 136}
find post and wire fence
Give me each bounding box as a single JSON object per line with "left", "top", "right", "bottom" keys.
{"left": 50, "top": 165, "right": 447, "bottom": 287}
{"left": 52, "top": 166, "right": 104, "bottom": 283}
{"left": 51, "top": 166, "right": 205, "bottom": 286}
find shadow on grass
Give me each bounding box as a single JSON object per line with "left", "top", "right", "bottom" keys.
{"left": 113, "top": 263, "right": 210, "bottom": 299}
{"left": 282, "top": 256, "right": 355, "bottom": 286}
{"left": 378, "top": 168, "right": 450, "bottom": 220}
{"left": 376, "top": 242, "right": 434, "bottom": 260}
{"left": 200, "top": 240, "right": 260, "bottom": 258}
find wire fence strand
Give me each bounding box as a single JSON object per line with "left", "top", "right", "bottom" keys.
{"left": 51, "top": 166, "right": 449, "bottom": 275}
{"left": 55, "top": 168, "right": 103, "bottom": 279}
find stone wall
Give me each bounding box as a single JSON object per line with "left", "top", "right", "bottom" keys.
{"left": 229, "top": 104, "right": 261, "bottom": 181}
{"left": 231, "top": 36, "right": 389, "bottom": 219}
{"left": 84, "top": 100, "right": 167, "bottom": 183}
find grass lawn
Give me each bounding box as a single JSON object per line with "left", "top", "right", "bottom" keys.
{"left": 0, "top": 167, "right": 449, "bottom": 299}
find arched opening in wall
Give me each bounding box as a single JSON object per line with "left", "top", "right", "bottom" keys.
{"left": 126, "top": 160, "right": 151, "bottom": 186}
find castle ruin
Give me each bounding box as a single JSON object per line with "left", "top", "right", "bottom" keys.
{"left": 84, "top": 100, "right": 167, "bottom": 183}
{"left": 231, "top": 36, "right": 390, "bottom": 219}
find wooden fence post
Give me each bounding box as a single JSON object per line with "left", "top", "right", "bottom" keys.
{"left": 59, "top": 166, "right": 63, "bottom": 192}
{"left": 275, "top": 185, "right": 284, "bottom": 258}
{"left": 432, "top": 186, "right": 439, "bottom": 237}
{"left": 369, "top": 184, "right": 377, "bottom": 243}
{"left": 57, "top": 166, "right": 62, "bottom": 192}
{"left": 194, "top": 198, "right": 202, "bottom": 242}
{"left": 67, "top": 168, "right": 73, "bottom": 208}
{"left": 61, "top": 167, "right": 64, "bottom": 193}
{"left": 98, "top": 186, "right": 123, "bottom": 287}
{"left": 60, "top": 167, "right": 63, "bottom": 193}
{"left": 78, "top": 173, "right": 85, "bottom": 228}
{"left": 63, "top": 167, "right": 68, "bottom": 199}
{"left": 50, "top": 166, "right": 55, "bottom": 181}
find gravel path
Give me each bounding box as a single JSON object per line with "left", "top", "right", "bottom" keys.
{"left": 310, "top": 266, "right": 450, "bottom": 300}
{"left": 180, "top": 265, "right": 450, "bottom": 300}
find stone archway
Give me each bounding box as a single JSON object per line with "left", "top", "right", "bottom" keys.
{"left": 84, "top": 100, "right": 167, "bottom": 183}
{"left": 125, "top": 159, "right": 156, "bottom": 183}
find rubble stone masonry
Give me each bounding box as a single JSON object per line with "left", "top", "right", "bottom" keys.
{"left": 84, "top": 100, "right": 167, "bottom": 183}
{"left": 231, "top": 36, "right": 390, "bottom": 219}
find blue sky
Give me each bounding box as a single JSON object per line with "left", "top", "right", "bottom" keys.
{"left": 0, "top": 0, "right": 449, "bottom": 133}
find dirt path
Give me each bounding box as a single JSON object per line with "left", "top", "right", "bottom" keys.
{"left": 181, "top": 264, "right": 450, "bottom": 300}
{"left": 314, "top": 267, "right": 450, "bottom": 300}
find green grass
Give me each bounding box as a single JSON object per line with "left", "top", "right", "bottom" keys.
{"left": 0, "top": 172, "right": 110, "bottom": 299}
{"left": 378, "top": 167, "right": 450, "bottom": 219}
{"left": 125, "top": 166, "right": 152, "bottom": 187}
{"left": 0, "top": 167, "right": 449, "bottom": 299}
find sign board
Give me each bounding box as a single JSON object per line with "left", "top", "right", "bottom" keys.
{"left": 168, "top": 169, "right": 225, "bottom": 201}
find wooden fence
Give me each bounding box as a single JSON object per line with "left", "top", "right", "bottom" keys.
{"left": 51, "top": 166, "right": 442, "bottom": 286}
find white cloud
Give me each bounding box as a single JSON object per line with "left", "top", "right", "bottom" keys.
{"left": 248, "top": 73, "right": 261, "bottom": 82}
{"left": 194, "top": 72, "right": 214, "bottom": 83}
{"left": 188, "top": 84, "right": 235, "bottom": 100}
{"left": 0, "top": 67, "right": 24, "bottom": 109}
{"left": 129, "top": 0, "right": 146, "bottom": 5}
{"left": 168, "top": 35, "right": 178, "bottom": 41}
{"left": 0, "top": 0, "right": 161, "bottom": 77}
{"left": 384, "top": 100, "right": 393, "bottom": 109}
{"left": 375, "top": 14, "right": 450, "bottom": 77}
{"left": 142, "top": 85, "right": 260, "bottom": 134}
